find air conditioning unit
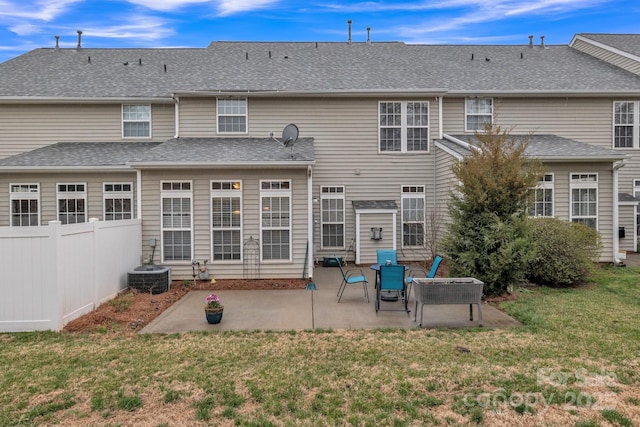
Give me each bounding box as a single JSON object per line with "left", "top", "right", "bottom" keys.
{"left": 127, "top": 266, "right": 171, "bottom": 294}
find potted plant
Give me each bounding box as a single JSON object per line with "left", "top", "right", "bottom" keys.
{"left": 204, "top": 293, "right": 223, "bottom": 324}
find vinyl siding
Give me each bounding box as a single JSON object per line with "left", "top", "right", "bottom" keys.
{"left": 571, "top": 39, "right": 640, "bottom": 76}
{"left": 139, "top": 168, "right": 309, "bottom": 280}
{"left": 0, "top": 103, "right": 175, "bottom": 158}
{"left": 443, "top": 97, "right": 613, "bottom": 146}
{"left": 0, "top": 172, "right": 138, "bottom": 227}
{"left": 178, "top": 96, "right": 438, "bottom": 264}
{"left": 358, "top": 212, "right": 396, "bottom": 265}
{"left": 618, "top": 205, "right": 636, "bottom": 252}
{"left": 542, "top": 162, "right": 615, "bottom": 262}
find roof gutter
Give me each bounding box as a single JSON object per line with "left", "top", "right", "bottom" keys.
{"left": 171, "top": 88, "right": 449, "bottom": 98}
{"left": 447, "top": 90, "right": 640, "bottom": 98}
{"left": 126, "top": 161, "right": 315, "bottom": 169}
{"left": 0, "top": 165, "right": 133, "bottom": 172}
{"left": 531, "top": 155, "right": 629, "bottom": 162}
{"left": 0, "top": 96, "right": 173, "bottom": 104}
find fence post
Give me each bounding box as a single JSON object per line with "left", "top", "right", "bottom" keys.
{"left": 48, "top": 220, "right": 64, "bottom": 331}
{"left": 90, "top": 218, "right": 100, "bottom": 309}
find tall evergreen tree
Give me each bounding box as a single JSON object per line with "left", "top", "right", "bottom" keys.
{"left": 442, "top": 125, "right": 544, "bottom": 295}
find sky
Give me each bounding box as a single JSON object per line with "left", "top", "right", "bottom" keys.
{"left": 0, "top": 0, "right": 639, "bottom": 63}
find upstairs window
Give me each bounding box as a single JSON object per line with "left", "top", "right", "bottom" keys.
{"left": 613, "top": 101, "right": 639, "bottom": 148}
{"left": 122, "top": 105, "right": 151, "bottom": 138}
{"left": 217, "top": 98, "right": 247, "bottom": 133}
{"left": 529, "top": 174, "right": 554, "bottom": 217}
{"left": 10, "top": 183, "right": 40, "bottom": 226}
{"left": 465, "top": 98, "right": 493, "bottom": 132}
{"left": 379, "top": 101, "right": 429, "bottom": 152}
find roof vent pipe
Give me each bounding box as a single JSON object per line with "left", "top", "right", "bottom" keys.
{"left": 540, "top": 35, "right": 545, "bottom": 48}
{"left": 528, "top": 35, "right": 533, "bottom": 48}
{"left": 77, "top": 30, "right": 82, "bottom": 49}
{"left": 55, "top": 35, "right": 59, "bottom": 49}
{"left": 367, "top": 27, "right": 371, "bottom": 43}
{"left": 347, "top": 19, "right": 352, "bottom": 44}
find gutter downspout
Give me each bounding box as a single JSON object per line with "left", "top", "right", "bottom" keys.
{"left": 438, "top": 96, "right": 443, "bottom": 140}
{"left": 136, "top": 169, "right": 142, "bottom": 220}
{"left": 307, "top": 165, "right": 314, "bottom": 280}
{"left": 613, "top": 159, "right": 626, "bottom": 264}
{"left": 173, "top": 94, "right": 180, "bottom": 138}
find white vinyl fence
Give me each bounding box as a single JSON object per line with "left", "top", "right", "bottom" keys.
{"left": 0, "top": 218, "right": 142, "bottom": 332}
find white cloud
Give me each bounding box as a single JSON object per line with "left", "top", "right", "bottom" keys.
{"left": 123, "top": 0, "right": 281, "bottom": 14}
{"left": 216, "top": 0, "right": 281, "bottom": 16}
{"left": 357, "top": 0, "right": 610, "bottom": 39}
{"left": 124, "top": 0, "right": 212, "bottom": 12}
{"left": 81, "top": 15, "right": 175, "bottom": 41}
{"left": 0, "top": 0, "right": 82, "bottom": 21}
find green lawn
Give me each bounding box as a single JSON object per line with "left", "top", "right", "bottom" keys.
{"left": 1, "top": 266, "right": 639, "bottom": 426}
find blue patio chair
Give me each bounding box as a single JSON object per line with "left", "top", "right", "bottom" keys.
{"left": 406, "top": 255, "right": 443, "bottom": 301}
{"left": 376, "top": 264, "right": 409, "bottom": 313}
{"left": 376, "top": 249, "right": 398, "bottom": 265}
{"left": 336, "top": 257, "right": 369, "bottom": 303}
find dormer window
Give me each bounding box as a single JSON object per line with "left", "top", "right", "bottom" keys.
{"left": 217, "top": 98, "right": 247, "bottom": 133}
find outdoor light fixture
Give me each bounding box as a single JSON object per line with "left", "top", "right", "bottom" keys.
{"left": 370, "top": 227, "right": 383, "bottom": 240}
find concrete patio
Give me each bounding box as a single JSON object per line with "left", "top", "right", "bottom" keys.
{"left": 140, "top": 264, "right": 521, "bottom": 333}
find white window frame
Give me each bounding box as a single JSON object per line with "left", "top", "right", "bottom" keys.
{"left": 161, "top": 181, "right": 193, "bottom": 262}
{"left": 613, "top": 101, "right": 639, "bottom": 149}
{"left": 122, "top": 104, "right": 151, "bottom": 138}
{"left": 465, "top": 98, "right": 493, "bottom": 132}
{"left": 217, "top": 98, "right": 248, "bottom": 134}
{"left": 211, "top": 180, "right": 243, "bottom": 262}
{"left": 57, "top": 183, "right": 87, "bottom": 224}
{"left": 401, "top": 185, "right": 426, "bottom": 247}
{"left": 570, "top": 173, "right": 598, "bottom": 229}
{"left": 260, "top": 180, "right": 292, "bottom": 262}
{"left": 103, "top": 182, "right": 133, "bottom": 221}
{"left": 320, "top": 186, "right": 345, "bottom": 249}
{"left": 378, "top": 101, "right": 429, "bottom": 153}
{"left": 10, "top": 183, "right": 40, "bottom": 226}
{"left": 529, "top": 174, "right": 554, "bottom": 217}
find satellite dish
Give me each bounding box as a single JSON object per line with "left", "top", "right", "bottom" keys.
{"left": 270, "top": 124, "right": 299, "bottom": 158}
{"left": 282, "top": 124, "right": 299, "bottom": 148}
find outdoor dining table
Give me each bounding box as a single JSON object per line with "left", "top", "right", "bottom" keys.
{"left": 369, "top": 263, "right": 409, "bottom": 302}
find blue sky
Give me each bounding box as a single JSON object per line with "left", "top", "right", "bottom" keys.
{"left": 1, "top": 0, "right": 639, "bottom": 63}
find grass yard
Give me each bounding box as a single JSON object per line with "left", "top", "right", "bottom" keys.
{"left": 1, "top": 266, "right": 639, "bottom": 426}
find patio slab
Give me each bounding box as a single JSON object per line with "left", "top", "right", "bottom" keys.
{"left": 140, "top": 265, "right": 521, "bottom": 333}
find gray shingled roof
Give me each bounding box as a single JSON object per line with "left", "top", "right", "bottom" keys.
{"left": 0, "top": 141, "right": 160, "bottom": 167}
{"left": 619, "top": 192, "right": 640, "bottom": 203}
{"left": 578, "top": 34, "right": 640, "bottom": 58}
{"left": 441, "top": 134, "right": 627, "bottom": 162}
{"left": 3, "top": 40, "right": 640, "bottom": 99}
{"left": 0, "top": 137, "right": 314, "bottom": 169}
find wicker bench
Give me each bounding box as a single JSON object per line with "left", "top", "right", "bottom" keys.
{"left": 412, "top": 278, "right": 484, "bottom": 327}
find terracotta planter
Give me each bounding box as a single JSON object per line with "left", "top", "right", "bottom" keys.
{"left": 205, "top": 308, "right": 223, "bottom": 324}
